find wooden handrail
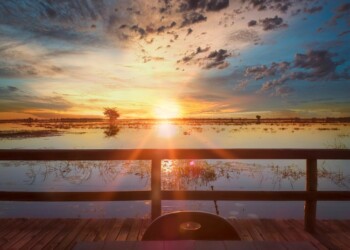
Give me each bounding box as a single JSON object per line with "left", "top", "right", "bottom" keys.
{"left": 1, "top": 148, "right": 350, "bottom": 233}
{"left": 1, "top": 191, "right": 349, "bottom": 202}
{"left": 1, "top": 149, "right": 350, "bottom": 160}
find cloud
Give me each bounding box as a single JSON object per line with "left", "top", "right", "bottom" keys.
{"left": 177, "top": 47, "right": 232, "bottom": 70}
{"left": 245, "top": 62, "right": 290, "bottom": 80}
{"left": 229, "top": 29, "right": 260, "bottom": 43}
{"left": 0, "top": 2, "right": 106, "bottom": 45}
{"left": 329, "top": 2, "right": 350, "bottom": 26}
{"left": 178, "top": 46, "right": 211, "bottom": 63}
{"left": 293, "top": 50, "right": 345, "bottom": 80}
{"left": 0, "top": 63, "right": 63, "bottom": 78}
{"left": 0, "top": 86, "right": 73, "bottom": 113}
{"left": 248, "top": 20, "right": 257, "bottom": 27}
{"left": 204, "top": 49, "right": 230, "bottom": 69}
{"left": 273, "top": 86, "right": 294, "bottom": 96}
{"left": 233, "top": 80, "right": 249, "bottom": 91}
{"left": 303, "top": 6, "right": 323, "bottom": 14}
{"left": 181, "top": 12, "right": 208, "bottom": 27}
{"left": 178, "top": 0, "right": 229, "bottom": 12}
{"left": 206, "top": 0, "right": 229, "bottom": 11}
{"left": 339, "top": 30, "right": 350, "bottom": 37}
{"left": 241, "top": 0, "right": 293, "bottom": 13}
{"left": 259, "top": 75, "right": 289, "bottom": 92}
{"left": 0, "top": 85, "right": 19, "bottom": 94}
{"left": 248, "top": 49, "right": 350, "bottom": 95}
{"left": 260, "top": 16, "right": 287, "bottom": 30}
{"left": 179, "top": 0, "right": 207, "bottom": 12}
{"left": 142, "top": 56, "right": 165, "bottom": 63}
{"left": 337, "top": 3, "right": 350, "bottom": 12}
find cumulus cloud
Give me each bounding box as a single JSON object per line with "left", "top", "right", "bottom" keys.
{"left": 260, "top": 16, "right": 287, "bottom": 30}
{"left": 229, "top": 30, "right": 260, "bottom": 44}
{"left": 329, "top": 2, "right": 350, "bottom": 26}
{"left": 293, "top": 50, "right": 345, "bottom": 80}
{"left": 303, "top": 6, "right": 323, "bottom": 14}
{"left": 179, "top": 0, "right": 229, "bottom": 12}
{"left": 142, "top": 56, "right": 165, "bottom": 63}
{"left": 179, "top": 0, "right": 207, "bottom": 12}
{"left": 233, "top": 80, "right": 249, "bottom": 91}
{"left": 259, "top": 75, "right": 289, "bottom": 92}
{"left": 241, "top": 0, "right": 293, "bottom": 13}
{"left": 248, "top": 20, "right": 257, "bottom": 27}
{"left": 181, "top": 12, "right": 208, "bottom": 27}
{"left": 204, "top": 49, "right": 230, "bottom": 69}
{"left": 254, "top": 49, "right": 350, "bottom": 95}
{"left": 273, "top": 86, "right": 294, "bottom": 97}
{"left": 337, "top": 3, "right": 350, "bottom": 12}
{"left": 245, "top": 62, "right": 290, "bottom": 80}
{"left": 178, "top": 46, "right": 210, "bottom": 64}
{"left": 206, "top": 0, "right": 229, "bottom": 11}
{"left": 178, "top": 46, "right": 232, "bottom": 70}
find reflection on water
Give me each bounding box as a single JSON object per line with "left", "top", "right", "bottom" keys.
{"left": 1, "top": 159, "right": 349, "bottom": 218}
{"left": 156, "top": 122, "right": 178, "bottom": 138}
{"left": 0, "top": 120, "right": 349, "bottom": 149}
{"left": 1, "top": 159, "right": 348, "bottom": 192}
{"left": 104, "top": 125, "right": 120, "bottom": 138}
{"left": 0, "top": 120, "right": 349, "bottom": 218}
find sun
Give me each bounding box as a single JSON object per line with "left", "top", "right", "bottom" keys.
{"left": 154, "top": 101, "right": 181, "bottom": 119}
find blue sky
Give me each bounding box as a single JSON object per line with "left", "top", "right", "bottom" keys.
{"left": 0, "top": 0, "right": 349, "bottom": 119}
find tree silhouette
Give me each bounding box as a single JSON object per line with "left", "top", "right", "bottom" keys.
{"left": 103, "top": 107, "right": 120, "bottom": 123}
{"left": 104, "top": 125, "right": 120, "bottom": 137}
{"left": 256, "top": 115, "right": 261, "bottom": 124}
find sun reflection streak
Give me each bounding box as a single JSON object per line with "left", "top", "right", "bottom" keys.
{"left": 156, "top": 121, "right": 178, "bottom": 138}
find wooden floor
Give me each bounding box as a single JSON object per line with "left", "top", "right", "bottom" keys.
{"left": 0, "top": 218, "right": 349, "bottom": 249}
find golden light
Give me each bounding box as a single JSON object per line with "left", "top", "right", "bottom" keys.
{"left": 153, "top": 101, "right": 181, "bottom": 120}
{"left": 156, "top": 122, "right": 178, "bottom": 138}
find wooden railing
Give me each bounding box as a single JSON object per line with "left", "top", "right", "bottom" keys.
{"left": 1, "top": 149, "right": 350, "bottom": 233}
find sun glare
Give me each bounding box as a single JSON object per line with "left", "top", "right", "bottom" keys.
{"left": 154, "top": 101, "right": 181, "bottom": 120}
{"left": 157, "top": 123, "right": 178, "bottom": 138}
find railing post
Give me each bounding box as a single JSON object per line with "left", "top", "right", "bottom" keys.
{"left": 151, "top": 156, "right": 162, "bottom": 220}
{"left": 305, "top": 159, "right": 317, "bottom": 233}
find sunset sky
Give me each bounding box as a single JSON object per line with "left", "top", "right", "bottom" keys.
{"left": 0, "top": 0, "right": 350, "bottom": 119}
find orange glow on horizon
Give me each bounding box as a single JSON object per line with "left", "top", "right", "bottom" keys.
{"left": 153, "top": 101, "right": 182, "bottom": 120}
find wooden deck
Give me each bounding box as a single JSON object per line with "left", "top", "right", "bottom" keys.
{"left": 0, "top": 219, "right": 349, "bottom": 249}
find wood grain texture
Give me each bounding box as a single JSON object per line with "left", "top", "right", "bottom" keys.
{"left": 0, "top": 219, "right": 348, "bottom": 249}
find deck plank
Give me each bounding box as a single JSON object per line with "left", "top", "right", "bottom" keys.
{"left": 53, "top": 219, "right": 90, "bottom": 249}
{"left": 11, "top": 219, "right": 52, "bottom": 249}
{"left": 283, "top": 219, "right": 327, "bottom": 250}
{"left": 104, "top": 218, "right": 123, "bottom": 241}
{"left": 242, "top": 220, "right": 265, "bottom": 241}
{"left": 127, "top": 217, "right": 143, "bottom": 240}
{"left": 93, "top": 219, "right": 114, "bottom": 242}
{"left": 26, "top": 219, "right": 67, "bottom": 250}
{"left": 68, "top": 219, "right": 96, "bottom": 248}
{"left": 260, "top": 219, "right": 285, "bottom": 241}
{"left": 0, "top": 218, "right": 33, "bottom": 247}
{"left": 1, "top": 219, "right": 43, "bottom": 249}
{"left": 228, "top": 219, "right": 253, "bottom": 241}
{"left": 0, "top": 218, "right": 349, "bottom": 249}
{"left": 137, "top": 218, "right": 151, "bottom": 241}
{"left": 116, "top": 218, "right": 134, "bottom": 241}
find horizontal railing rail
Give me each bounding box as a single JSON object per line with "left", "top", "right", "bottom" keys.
{"left": 1, "top": 148, "right": 349, "bottom": 160}
{"left": 1, "top": 148, "right": 350, "bottom": 233}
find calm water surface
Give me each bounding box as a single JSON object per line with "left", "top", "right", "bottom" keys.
{"left": 0, "top": 120, "right": 349, "bottom": 219}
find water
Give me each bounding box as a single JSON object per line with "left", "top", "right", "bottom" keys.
{"left": 0, "top": 120, "right": 349, "bottom": 219}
